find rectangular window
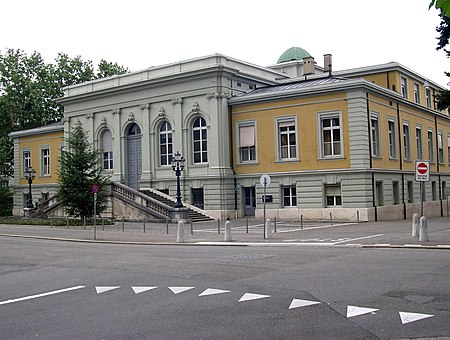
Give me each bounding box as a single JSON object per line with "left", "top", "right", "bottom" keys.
{"left": 325, "top": 184, "right": 342, "bottom": 207}
{"left": 428, "top": 130, "right": 434, "bottom": 162}
{"left": 282, "top": 186, "right": 297, "bottom": 207}
{"left": 41, "top": 148, "right": 50, "bottom": 176}
{"left": 407, "top": 181, "right": 414, "bottom": 203}
{"left": 393, "top": 181, "right": 400, "bottom": 205}
{"left": 438, "top": 132, "right": 444, "bottom": 164}
{"left": 447, "top": 135, "right": 450, "bottom": 165}
{"left": 401, "top": 76, "right": 408, "bottom": 99}
{"left": 22, "top": 149, "right": 31, "bottom": 176}
{"left": 426, "top": 88, "right": 432, "bottom": 108}
{"left": 238, "top": 124, "right": 256, "bottom": 163}
{"left": 319, "top": 113, "right": 342, "bottom": 158}
{"left": 432, "top": 181, "right": 437, "bottom": 201}
{"left": 403, "top": 123, "right": 410, "bottom": 160}
{"left": 416, "top": 126, "right": 423, "bottom": 160}
{"left": 103, "top": 151, "right": 113, "bottom": 170}
{"left": 376, "top": 181, "right": 384, "bottom": 206}
{"left": 370, "top": 114, "right": 380, "bottom": 157}
{"left": 388, "top": 119, "right": 397, "bottom": 159}
{"left": 413, "top": 83, "right": 420, "bottom": 104}
{"left": 278, "top": 119, "right": 297, "bottom": 160}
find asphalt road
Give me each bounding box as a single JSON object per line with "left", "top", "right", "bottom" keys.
{"left": 0, "top": 237, "right": 448, "bottom": 339}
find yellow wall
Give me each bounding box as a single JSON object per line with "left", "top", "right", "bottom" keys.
{"left": 232, "top": 93, "right": 349, "bottom": 174}
{"left": 18, "top": 130, "right": 64, "bottom": 186}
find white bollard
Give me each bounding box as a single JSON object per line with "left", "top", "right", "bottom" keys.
{"left": 177, "top": 221, "right": 185, "bottom": 243}
{"left": 419, "top": 216, "right": 429, "bottom": 242}
{"left": 412, "top": 213, "right": 419, "bottom": 238}
{"left": 224, "top": 221, "right": 232, "bottom": 242}
{"left": 265, "top": 219, "right": 272, "bottom": 239}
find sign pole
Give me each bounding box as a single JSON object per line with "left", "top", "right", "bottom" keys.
{"left": 263, "top": 179, "right": 267, "bottom": 239}
{"left": 93, "top": 192, "right": 97, "bottom": 240}
{"left": 420, "top": 182, "right": 424, "bottom": 217}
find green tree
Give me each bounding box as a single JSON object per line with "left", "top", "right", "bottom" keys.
{"left": 430, "top": 1, "right": 450, "bottom": 110}
{"left": 96, "top": 59, "right": 129, "bottom": 79}
{"left": 0, "top": 136, "right": 13, "bottom": 216}
{"left": 58, "top": 121, "right": 109, "bottom": 219}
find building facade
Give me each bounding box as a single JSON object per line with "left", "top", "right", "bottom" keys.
{"left": 10, "top": 47, "right": 450, "bottom": 221}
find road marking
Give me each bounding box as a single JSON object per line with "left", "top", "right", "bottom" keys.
{"left": 346, "top": 305, "right": 379, "bottom": 318}
{"left": 199, "top": 288, "right": 230, "bottom": 297}
{"left": 0, "top": 285, "right": 85, "bottom": 306}
{"left": 238, "top": 293, "right": 271, "bottom": 302}
{"left": 289, "top": 299, "right": 321, "bottom": 309}
{"left": 169, "top": 287, "right": 195, "bottom": 294}
{"left": 333, "top": 234, "right": 383, "bottom": 244}
{"left": 399, "top": 311, "right": 434, "bottom": 324}
{"left": 96, "top": 286, "right": 120, "bottom": 294}
{"left": 132, "top": 286, "right": 157, "bottom": 294}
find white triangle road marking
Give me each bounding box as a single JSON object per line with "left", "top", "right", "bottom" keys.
{"left": 238, "top": 293, "right": 271, "bottom": 302}
{"left": 168, "top": 287, "right": 195, "bottom": 295}
{"left": 95, "top": 286, "right": 121, "bottom": 294}
{"left": 346, "top": 305, "right": 379, "bottom": 318}
{"left": 289, "top": 298, "right": 322, "bottom": 309}
{"left": 399, "top": 311, "right": 434, "bottom": 324}
{"left": 131, "top": 286, "right": 157, "bottom": 294}
{"left": 199, "top": 288, "right": 230, "bottom": 297}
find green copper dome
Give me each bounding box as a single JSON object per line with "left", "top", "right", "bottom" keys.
{"left": 277, "top": 47, "right": 311, "bottom": 63}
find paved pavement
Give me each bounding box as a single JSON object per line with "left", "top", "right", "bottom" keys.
{"left": 1, "top": 216, "right": 449, "bottom": 249}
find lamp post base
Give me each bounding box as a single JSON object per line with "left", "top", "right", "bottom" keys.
{"left": 170, "top": 208, "right": 189, "bottom": 223}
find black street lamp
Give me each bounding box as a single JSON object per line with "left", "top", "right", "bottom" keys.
{"left": 171, "top": 151, "right": 185, "bottom": 208}
{"left": 24, "top": 167, "right": 36, "bottom": 209}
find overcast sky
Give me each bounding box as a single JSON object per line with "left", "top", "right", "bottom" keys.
{"left": 2, "top": 1, "right": 449, "bottom": 87}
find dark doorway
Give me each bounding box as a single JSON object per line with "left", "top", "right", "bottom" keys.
{"left": 126, "top": 123, "right": 142, "bottom": 190}
{"left": 191, "top": 188, "right": 204, "bottom": 209}
{"left": 244, "top": 186, "right": 256, "bottom": 216}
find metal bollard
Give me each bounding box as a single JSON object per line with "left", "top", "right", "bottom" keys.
{"left": 177, "top": 221, "right": 185, "bottom": 243}
{"left": 190, "top": 219, "right": 193, "bottom": 235}
{"left": 274, "top": 217, "right": 277, "bottom": 233}
{"left": 419, "top": 216, "right": 429, "bottom": 242}
{"left": 122, "top": 217, "right": 125, "bottom": 232}
{"left": 412, "top": 213, "right": 419, "bottom": 238}
{"left": 143, "top": 220, "right": 146, "bottom": 233}
{"left": 246, "top": 216, "right": 249, "bottom": 233}
{"left": 217, "top": 219, "right": 221, "bottom": 234}
{"left": 265, "top": 219, "right": 272, "bottom": 239}
{"left": 330, "top": 212, "right": 333, "bottom": 226}
{"left": 84, "top": 216, "right": 86, "bottom": 230}
{"left": 102, "top": 217, "right": 105, "bottom": 231}
{"left": 66, "top": 217, "right": 69, "bottom": 229}
{"left": 301, "top": 215, "right": 303, "bottom": 230}
{"left": 224, "top": 221, "right": 232, "bottom": 242}
{"left": 166, "top": 217, "right": 169, "bottom": 234}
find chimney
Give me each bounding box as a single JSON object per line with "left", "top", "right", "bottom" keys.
{"left": 324, "top": 54, "right": 332, "bottom": 75}
{"left": 302, "top": 56, "right": 315, "bottom": 76}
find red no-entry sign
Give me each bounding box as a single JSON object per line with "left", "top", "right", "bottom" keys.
{"left": 415, "top": 161, "right": 430, "bottom": 182}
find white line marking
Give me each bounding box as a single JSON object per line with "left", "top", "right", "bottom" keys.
{"left": 238, "top": 293, "right": 271, "bottom": 302}
{"left": 399, "top": 311, "right": 434, "bottom": 324}
{"left": 0, "top": 285, "right": 85, "bottom": 306}
{"left": 168, "top": 287, "right": 195, "bottom": 294}
{"left": 95, "top": 286, "right": 121, "bottom": 294}
{"left": 289, "top": 299, "right": 321, "bottom": 309}
{"left": 132, "top": 286, "right": 157, "bottom": 294}
{"left": 347, "top": 305, "right": 379, "bottom": 318}
{"left": 199, "top": 288, "right": 230, "bottom": 297}
{"left": 333, "top": 234, "right": 383, "bottom": 244}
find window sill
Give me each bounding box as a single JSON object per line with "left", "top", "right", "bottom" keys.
{"left": 318, "top": 156, "right": 345, "bottom": 161}
{"left": 275, "top": 158, "right": 299, "bottom": 164}
{"left": 237, "top": 161, "right": 259, "bottom": 166}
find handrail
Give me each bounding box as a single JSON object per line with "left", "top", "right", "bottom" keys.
{"left": 111, "top": 182, "right": 174, "bottom": 217}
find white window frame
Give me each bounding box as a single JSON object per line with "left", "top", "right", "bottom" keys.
{"left": 159, "top": 121, "right": 173, "bottom": 166}
{"left": 413, "top": 82, "right": 420, "bottom": 104}
{"left": 282, "top": 186, "right": 297, "bottom": 207}
{"left": 317, "top": 111, "right": 343, "bottom": 159}
{"left": 325, "top": 184, "right": 342, "bottom": 207}
{"left": 370, "top": 113, "right": 381, "bottom": 157}
{"left": 41, "top": 146, "right": 50, "bottom": 176}
{"left": 237, "top": 121, "right": 257, "bottom": 163}
{"left": 400, "top": 76, "right": 408, "bottom": 99}
{"left": 388, "top": 118, "right": 397, "bottom": 159}
{"left": 402, "top": 122, "right": 411, "bottom": 161}
{"left": 275, "top": 117, "right": 298, "bottom": 161}
{"left": 428, "top": 129, "right": 434, "bottom": 162}
{"left": 447, "top": 134, "right": 450, "bottom": 165}
{"left": 438, "top": 131, "right": 444, "bottom": 164}
{"left": 425, "top": 88, "right": 432, "bottom": 108}
{"left": 192, "top": 116, "right": 208, "bottom": 164}
{"left": 22, "top": 148, "right": 31, "bottom": 177}
{"left": 416, "top": 126, "right": 423, "bottom": 160}
{"left": 100, "top": 129, "right": 114, "bottom": 171}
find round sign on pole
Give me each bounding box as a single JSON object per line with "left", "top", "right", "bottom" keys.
{"left": 415, "top": 160, "right": 430, "bottom": 182}
{"left": 260, "top": 174, "right": 271, "bottom": 186}
{"left": 92, "top": 184, "right": 99, "bottom": 193}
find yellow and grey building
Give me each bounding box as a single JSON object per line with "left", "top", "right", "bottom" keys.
{"left": 9, "top": 47, "right": 449, "bottom": 221}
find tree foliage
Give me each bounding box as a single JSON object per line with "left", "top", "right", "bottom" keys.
{"left": 58, "top": 122, "right": 109, "bottom": 219}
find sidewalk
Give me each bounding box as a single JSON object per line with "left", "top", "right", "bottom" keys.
{"left": 0, "top": 217, "right": 449, "bottom": 249}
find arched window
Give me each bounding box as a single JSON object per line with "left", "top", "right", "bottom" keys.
{"left": 101, "top": 129, "right": 113, "bottom": 170}
{"left": 193, "top": 117, "right": 207, "bottom": 163}
{"left": 159, "top": 121, "right": 173, "bottom": 166}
